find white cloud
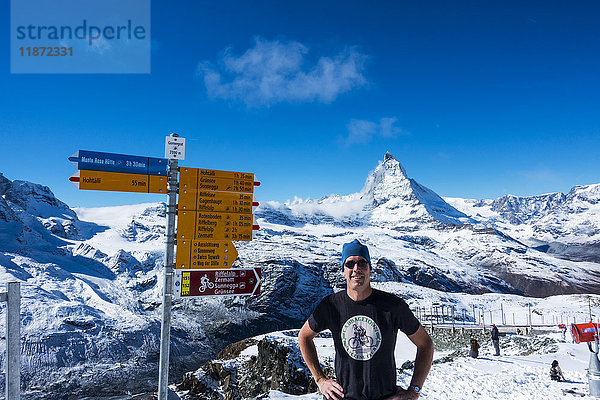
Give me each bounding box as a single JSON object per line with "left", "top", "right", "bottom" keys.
{"left": 346, "top": 119, "right": 378, "bottom": 144}
{"left": 343, "top": 117, "right": 405, "bottom": 145}
{"left": 378, "top": 117, "right": 402, "bottom": 138}
{"left": 519, "top": 167, "right": 563, "bottom": 183}
{"left": 198, "top": 37, "right": 368, "bottom": 107}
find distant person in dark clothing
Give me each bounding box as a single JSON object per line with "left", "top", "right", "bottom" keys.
{"left": 469, "top": 338, "right": 480, "bottom": 358}
{"left": 550, "top": 360, "right": 566, "bottom": 381}
{"left": 491, "top": 324, "right": 500, "bottom": 356}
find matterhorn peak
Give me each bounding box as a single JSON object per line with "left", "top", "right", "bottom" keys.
{"left": 359, "top": 153, "right": 469, "bottom": 225}
{"left": 360, "top": 152, "right": 410, "bottom": 202}
{"left": 381, "top": 152, "right": 408, "bottom": 178}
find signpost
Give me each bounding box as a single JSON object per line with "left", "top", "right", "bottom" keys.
{"left": 198, "top": 168, "right": 254, "bottom": 181}
{"left": 69, "top": 150, "right": 169, "bottom": 194}
{"left": 68, "top": 134, "right": 261, "bottom": 400}
{"left": 69, "top": 170, "right": 167, "bottom": 193}
{"left": 178, "top": 190, "right": 257, "bottom": 212}
{"left": 179, "top": 167, "right": 257, "bottom": 193}
{"left": 177, "top": 210, "right": 258, "bottom": 241}
{"left": 69, "top": 150, "right": 166, "bottom": 175}
{"left": 157, "top": 154, "right": 179, "bottom": 400}
{"left": 165, "top": 136, "right": 186, "bottom": 160}
{"left": 175, "top": 167, "right": 261, "bottom": 269}
{"left": 196, "top": 176, "right": 255, "bottom": 193}
{"left": 175, "top": 240, "right": 238, "bottom": 269}
{"left": 179, "top": 166, "right": 254, "bottom": 184}
{"left": 173, "top": 268, "right": 261, "bottom": 298}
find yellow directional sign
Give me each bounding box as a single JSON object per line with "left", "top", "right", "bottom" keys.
{"left": 197, "top": 176, "right": 254, "bottom": 193}
{"left": 179, "top": 190, "right": 255, "bottom": 213}
{"left": 198, "top": 168, "right": 253, "bottom": 182}
{"left": 70, "top": 170, "right": 167, "bottom": 193}
{"left": 176, "top": 240, "right": 238, "bottom": 269}
{"left": 179, "top": 167, "right": 199, "bottom": 190}
{"left": 179, "top": 167, "right": 256, "bottom": 193}
{"left": 177, "top": 211, "right": 256, "bottom": 241}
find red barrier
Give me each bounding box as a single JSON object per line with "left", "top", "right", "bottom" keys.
{"left": 571, "top": 323, "right": 600, "bottom": 344}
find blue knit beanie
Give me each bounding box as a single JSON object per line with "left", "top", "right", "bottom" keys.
{"left": 341, "top": 239, "right": 371, "bottom": 266}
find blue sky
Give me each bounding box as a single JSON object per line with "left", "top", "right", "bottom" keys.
{"left": 1, "top": 1, "right": 599, "bottom": 207}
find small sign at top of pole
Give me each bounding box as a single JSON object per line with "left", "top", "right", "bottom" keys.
{"left": 165, "top": 134, "right": 185, "bottom": 160}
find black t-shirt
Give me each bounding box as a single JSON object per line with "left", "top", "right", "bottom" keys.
{"left": 308, "top": 289, "right": 421, "bottom": 400}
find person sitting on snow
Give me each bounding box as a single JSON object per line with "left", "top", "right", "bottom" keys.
{"left": 550, "top": 360, "right": 566, "bottom": 382}
{"left": 469, "top": 338, "right": 480, "bottom": 358}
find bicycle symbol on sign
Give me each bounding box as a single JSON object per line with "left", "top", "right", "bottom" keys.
{"left": 199, "top": 275, "right": 215, "bottom": 292}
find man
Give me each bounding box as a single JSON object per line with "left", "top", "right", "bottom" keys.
{"left": 298, "top": 239, "right": 434, "bottom": 400}
{"left": 491, "top": 324, "right": 500, "bottom": 356}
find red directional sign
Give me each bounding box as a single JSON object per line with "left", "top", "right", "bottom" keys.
{"left": 173, "top": 268, "right": 261, "bottom": 298}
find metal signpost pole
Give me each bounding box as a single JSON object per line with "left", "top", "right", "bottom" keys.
{"left": 482, "top": 311, "right": 486, "bottom": 332}
{"left": 158, "top": 158, "right": 178, "bottom": 400}
{"left": 1, "top": 282, "right": 21, "bottom": 400}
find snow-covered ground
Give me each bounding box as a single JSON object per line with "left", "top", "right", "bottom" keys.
{"left": 263, "top": 329, "right": 592, "bottom": 400}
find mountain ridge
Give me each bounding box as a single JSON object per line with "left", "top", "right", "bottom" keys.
{"left": 1, "top": 153, "right": 599, "bottom": 398}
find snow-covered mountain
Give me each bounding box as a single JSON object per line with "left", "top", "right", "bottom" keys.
{"left": 361, "top": 152, "right": 471, "bottom": 226}
{"left": 446, "top": 183, "right": 600, "bottom": 263}
{"left": 255, "top": 152, "right": 470, "bottom": 228}
{"left": 254, "top": 154, "right": 600, "bottom": 296}
{"left": 0, "top": 153, "right": 599, "bottom": 399}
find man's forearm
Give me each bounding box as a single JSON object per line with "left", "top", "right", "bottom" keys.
{"left": 299, "top": 323, "right": 345, "bottom": 400}
{"left": 410, "top": 340, "right": 434, "bottom": 388}
{"left": 298, "top": 333, "right": 326, "bottom": 382}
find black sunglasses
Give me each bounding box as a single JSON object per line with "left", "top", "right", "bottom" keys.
{"left": 344, "top": 260, "right": 369, "bottom": 269}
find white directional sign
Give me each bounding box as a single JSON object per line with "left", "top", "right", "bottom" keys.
{"left": 165, "top": 135, "right": 185, "bottom": 160}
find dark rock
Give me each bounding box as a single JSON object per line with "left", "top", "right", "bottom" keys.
{"left": 217, "top": 338, "right": 258, "bottom": 360}
{"left": 371, "top": 257, "right": 402, "bottom": 282}
{"left": 177, "top": 335, "right": 323, "bottom": 400}
{"left": 400, "top": 360, "right": 414, "bottom": 370}
{"left": 238, "top": 337, "right": 318, "bottom": 398}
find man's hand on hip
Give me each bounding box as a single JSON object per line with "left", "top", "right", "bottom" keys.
{"left": 316, "top": 377, "right": 344, "bottom": 399}
{"left": 387, "top": 387, "right": 419, "bottom": 400}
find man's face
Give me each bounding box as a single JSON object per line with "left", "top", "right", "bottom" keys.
{"left": 343, "top": 255, "right": 371, "bottom": 290}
